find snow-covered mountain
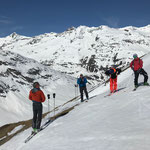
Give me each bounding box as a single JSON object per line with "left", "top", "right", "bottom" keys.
{"left": 1, "top": 24, "right": 150, "bottom": 147}
{"left": 1, "top": 44, "right": 150, "bottom": 150}
{"left": 0, "top": 50, "right": 76, "bottom": 126}
{"left": 1, "top": 25, "right": 150, "bottom": 84}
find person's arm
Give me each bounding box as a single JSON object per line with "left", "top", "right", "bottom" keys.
{"left": 40, "top": 91, "right": 46, "bottom": 102}
{"left": 140, "top": 59, "right": 143, "bottom": 68}
{"left": 105, "top": 70, "right": 110, "bottom": 76}
{"left": 117, "top": 68, "right": 121, "bottom": 75}
{"left": 130, "top": 61, "right": 133, "bottom": 69}
{"left": 77, "top": 78, "right": 80, "bottom": 84}
{"left": 84, "top": 78, "right": 87, "bottom": 84}
{"left": 29, "top": 90, "right": 32, "bottom": 101}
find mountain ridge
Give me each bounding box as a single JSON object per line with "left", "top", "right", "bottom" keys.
{"left": 1, "top": 25, "right": 150, "bottom": 84}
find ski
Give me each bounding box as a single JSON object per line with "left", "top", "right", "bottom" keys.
{"left": 80, "top": 95, "right": 97, "bottom": 103}
{"left": 24, "top": 132, "right": 37, "bottom": 143}
{"left": 40, "top": 119, "right": 54, "bottom": 131}
{"left": 133, "top": 83, "right": 150, "bottom": 91}
{"left": 104, "top": 87, "right": 126, "bottom": 97}
{"left": 104, "top": 92, "right": 116, "bottom": 97}
{"left": 104, "top": 90, "right": 118, "bottom": 97}
{"left": 24, "top": 119, "right": 53, "bottom": 143}
{"left": 81, "top": 100, "right": 88, "bottom": 103}
{"left": 104, "top": 93, "right": 113, "bottom": 97}
{"left": 133, "top": 87, "right": 137, "bottom": 91}
{"left": 81, "top": 95, "right": 98, "bottom": 102}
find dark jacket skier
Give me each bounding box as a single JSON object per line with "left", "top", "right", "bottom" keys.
{"left": 130, "top": 53, "right": 149, "bottom": 88}
{"left": 29, "top": 82, "right": 45, "bottom": 133}
{"left": 77, "top": 74, "right": 89, "bottom": 102}
{"left": 105, "top": 66, "right": 121, "bottom": 93}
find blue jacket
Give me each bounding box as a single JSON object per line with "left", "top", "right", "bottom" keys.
{"left": 77, "top": 77, "right": 87, "bottom": 87}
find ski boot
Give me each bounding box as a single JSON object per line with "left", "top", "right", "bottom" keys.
{"left": 144, "top": 82, "right": 149, "bottom": 86}
{"left": 133, "top": 85, "right": 138, "bottom": 91}
{"left": 31, "top": 128, "right": 38, "bottom": 134}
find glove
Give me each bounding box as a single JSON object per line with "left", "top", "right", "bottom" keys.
{"left": 137, "top": 69, "right": 141, "bottom": 74}
{"left": 105, "top": 70, "right": 110, "bottom": 76}
{"left": 75, "top": 84, "right": 78, "bottom": 87}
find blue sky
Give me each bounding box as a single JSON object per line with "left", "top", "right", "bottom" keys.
{"left": 0, "top": 0, "right": 150, "bottom": 37}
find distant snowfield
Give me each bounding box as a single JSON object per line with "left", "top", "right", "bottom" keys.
{"left": 1, "top": 54, "right": 150, "bottom": 149}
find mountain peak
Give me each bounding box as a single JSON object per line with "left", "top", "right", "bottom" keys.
{"left": 10, "top": 32, "right": 19, "bottom": 38}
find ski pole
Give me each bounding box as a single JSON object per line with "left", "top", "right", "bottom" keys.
{"left": 76, "top": 76, "right": 79, "bottom": 99}
{"left": 75, "top": 84, "right": 77, "bottom": 99}
{"left": 53, "top": 93, "right": 56, "bottom": 119}
{"left": 76, "top": 84, "right": 78, "bottom": 97}
{"left": 74, "top": 84, "right": 76, "bottom": 98}
{"left": 47, "top": 94, "right": 50, "bottom": 118}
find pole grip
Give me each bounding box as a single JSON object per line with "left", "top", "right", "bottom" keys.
{"left": 53, "top": 93, "right": 56, "bottom": 98}
{"left": 47, "top": 94, "right": 50, "bottom": 99}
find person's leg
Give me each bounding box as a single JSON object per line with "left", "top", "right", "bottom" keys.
{"left": 140, "top": 68, "right": 148, "bottom": 84}
{"left": 36, "top": 103, "right": 43, "bottom": 130}
{"left": 114, "top": 78, "right": 117, "bottom": 91}
{"left": 80, "top": 87, "right": 84, "bottom": 102}
{"left": 134, "top": 71, "right": 139, "bottom": 87}
{"left": 83, "top": 86, "right": 89, "bottom": 100}
{"left": 110, "top": 78, "right": 113, "bottom": 93}
{"left": 32, "top": 103, "right": 38, "bottom": 129}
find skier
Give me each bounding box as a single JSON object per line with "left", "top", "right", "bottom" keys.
{"left": 77, "top": 74, "right": 89, "bottom": 102}
{"left": 105, "top": 65, "right": 121, "bottom": 93}
{"left": 130, "top": 54, "right": 149, "bottom": 89}
{"left": 29, "top": 82, "right": 45, "bottom": 133}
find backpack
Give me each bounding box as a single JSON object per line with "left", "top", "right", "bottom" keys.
{"left": 132, "top": 58, "right": 141, "bottom": 67}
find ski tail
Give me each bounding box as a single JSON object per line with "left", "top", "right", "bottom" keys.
{"left": 24, "top": 119, "right": 53, "bottom": 143}
{"left": 24, "top": 132, "right": 37, "bottom": 143}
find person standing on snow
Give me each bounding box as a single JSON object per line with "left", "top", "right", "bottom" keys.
{"left": 29, "top": 82, "right": 45, "bottom": 133}
{"left": 105, "top": 65, "right": 121, "bottom": 93}
{"left": 130, "top": 54, "right": 149, "bottom": 89}
{"left": 77, "top": 74, "right": 89, "bottom": 102}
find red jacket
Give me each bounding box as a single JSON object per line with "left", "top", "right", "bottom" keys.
{"left": 29, "top": 89, "right": 45, "bottom": 103}
{"left": 130, "top": 58, "right": 143, "bottom": 71}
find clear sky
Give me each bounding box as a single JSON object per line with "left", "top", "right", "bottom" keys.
{"left": 0, "top": 0, "right": 150, "bottom": 37}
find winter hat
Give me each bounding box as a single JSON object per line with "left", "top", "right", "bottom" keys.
{"left": 80, "top": 74, "right": 83, "bottom": 77}
{"left": 33, "top": 82, "right": 39, "bottom": 88}
{"left": 111, "top": 64, "right": 116, "bottom": 68}
{"left": 133, "top": 53, "right": 138, "bottom": 58}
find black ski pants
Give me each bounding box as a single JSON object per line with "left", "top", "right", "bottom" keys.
{"left": 32, "top": 102, "right": 43, "bottom": 129}
{"left": 79, "top": 86, "right": 89, "bottom": 101}
{"left": 134, "top": 68, "right": 148, "bottom": 86}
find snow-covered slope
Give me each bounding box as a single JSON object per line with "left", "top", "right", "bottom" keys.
{"left": 0, "top": 50, "right": 76, "bottom": 127}
{"left": 1, "top": 51, "right": 150, "bottom": 149}
{"left": 1, "top": 25, "right": 150, "bottom": 84}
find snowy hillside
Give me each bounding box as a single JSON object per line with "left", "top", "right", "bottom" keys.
{"left": 1, "top": 25, "right": 150, "bottom": 84}
{"left": 0, "top": 50, "right": 76, "bottom": 127}
{"left": 1, "top": 50, "right": 150, "bottom": 149}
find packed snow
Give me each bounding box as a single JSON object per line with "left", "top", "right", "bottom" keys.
{"left": 7, "top": 125, "right": 24, "bottom": 136}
